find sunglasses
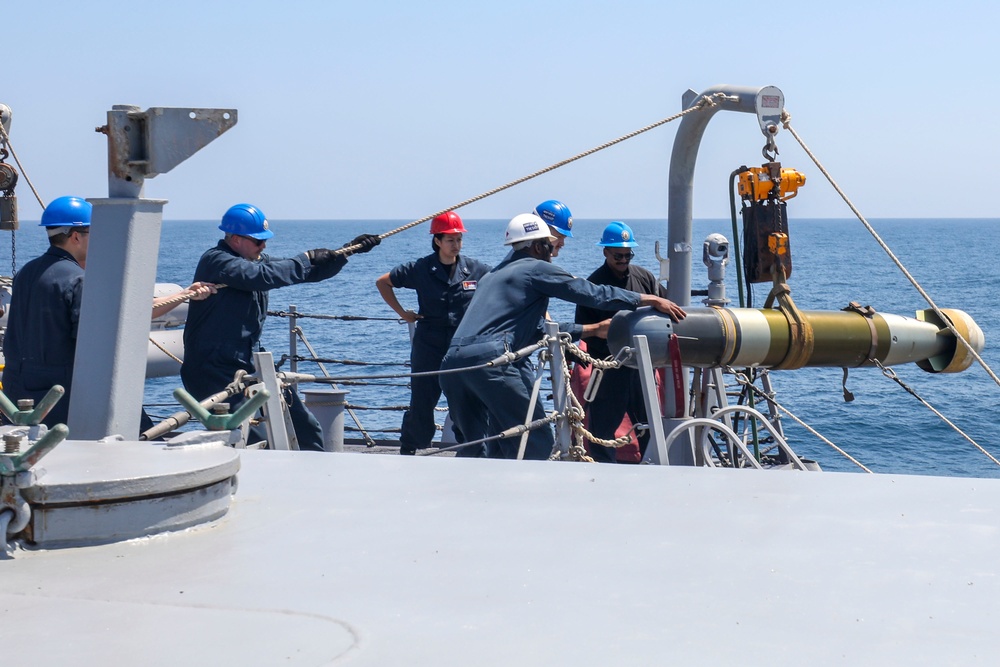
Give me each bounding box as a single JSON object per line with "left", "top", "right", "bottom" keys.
{"left": 611, "top": 251, "right": 634, "bottom": 261}
{"left": 242, "top": 236, "right": 266, "bottom": 247}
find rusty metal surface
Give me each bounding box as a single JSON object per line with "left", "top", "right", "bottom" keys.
{"left": 103, "top": 106, "right": 237, "bottom": 194}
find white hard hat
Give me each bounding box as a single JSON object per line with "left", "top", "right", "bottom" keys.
{"left": 504, "top": 213, "right": 553, "bottom": 246}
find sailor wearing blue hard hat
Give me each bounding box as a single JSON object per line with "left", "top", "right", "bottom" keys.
{"left": 182, "top": 203, "right": 382, "bottom": 451}
{"left": 439, "top": 214, "right": 685, "bottom": 460}
{"left": 2, "top": 197, "right": 212, "bottom": 430}
{"left": 575, "top": 221, "right": 668, "bottom": 463}
{"left": 2, "top": 197, "right": 93, "bottom": 426}
{"left": 533, "top": 199, "right": 573, "bottom": 258}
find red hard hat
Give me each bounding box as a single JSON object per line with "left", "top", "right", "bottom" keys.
{"left": 430, "top": 211, "right": 467, "bottom": 235}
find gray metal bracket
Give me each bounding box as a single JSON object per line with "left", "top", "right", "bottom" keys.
{"left": 546, "top": 321, "right": 572, "bottom": 457}
{"left": 101, "top": 106, "right": 237, "bottom": 197}
{"left": 253, "top": 351, "right": 298, "bottom": 451}
{"left": 632, "top": 335, "right": 668, "bottom": 464}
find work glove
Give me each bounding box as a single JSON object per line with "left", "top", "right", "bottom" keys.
{"left": 307, "top": 248, "right": 334, "bottom": 265}
{"left": 343, "top": 233, "right": 381, "bottom": 255}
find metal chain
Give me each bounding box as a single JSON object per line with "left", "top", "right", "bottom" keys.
{"left": 268, "top": 310, "right": 403, "bottom": 322}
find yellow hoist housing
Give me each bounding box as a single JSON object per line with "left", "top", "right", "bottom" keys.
{"left": 738, "top": 165, "right": 807, "bottom": 201}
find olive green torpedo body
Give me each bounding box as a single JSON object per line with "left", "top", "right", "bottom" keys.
{"left": 607, "top": 306, "right": 984, "bottom": 373}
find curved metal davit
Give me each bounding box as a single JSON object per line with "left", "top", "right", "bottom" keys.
{"left": 666, "top": 84, "right": 783, "bottom": 306}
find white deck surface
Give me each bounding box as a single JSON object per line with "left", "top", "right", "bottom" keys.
{"left": 4, "top": 449, "right": 999, "bottom": 665}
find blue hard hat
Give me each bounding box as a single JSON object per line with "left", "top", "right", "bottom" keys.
{"left": 533, "top": 200, "right": 573, "bottom": 237}
{"left": 40, "top": 196, "right": 92, "bottom": 227}
{"left": 219, "top": 203, "right": 274, "bottom": 240}
{"left": 597, "top": 221, "right": 638, "bottom": 248}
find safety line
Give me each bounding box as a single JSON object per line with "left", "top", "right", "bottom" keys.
{"left": 730, "top": 369, "right": 872, "bottom": 473}
{"left": 783, "top": 112, "right": 1000, "bottom": 389}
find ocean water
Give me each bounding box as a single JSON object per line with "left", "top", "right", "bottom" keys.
{"left": 5, "top": 217, "right": 999, "bottom": 478}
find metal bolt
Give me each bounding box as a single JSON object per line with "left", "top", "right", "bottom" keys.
{"left": 16, "top": 399, "right": 33, "bottom": 411}
{"left": 4, "top": 433, "right": 22, "bottom": 454}
{"left": 211, "top": 403, "right": 231, "bottom": 415}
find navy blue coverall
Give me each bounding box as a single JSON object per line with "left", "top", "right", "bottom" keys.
{"left": 439, "top": 249, "right": 642, "bottom": 460}
{"left": 2, "top": 246, "right": 84, "bottom": 427}
{"left": 181, "top": 240, "right": 347, "bottom": 451}
{"left": 389, "top": 253, "right": 491, "bottom": 455}
{"left": 575, "top": 262, "right": 667, "bottom": 462}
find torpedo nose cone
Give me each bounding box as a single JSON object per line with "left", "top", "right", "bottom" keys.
{"left": 915, "top": 308, "right": 985, "bottom": 373}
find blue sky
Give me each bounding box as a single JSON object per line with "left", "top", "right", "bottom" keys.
{"left": 3, "top": 1, "right": 998, "bottom": 221}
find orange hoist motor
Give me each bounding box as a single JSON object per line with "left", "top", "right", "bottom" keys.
{"left": 738, "top": 164, "right": 806, "bottom": 201}
{"left": 739, "top": 161, "right": 806, "bottom": 283}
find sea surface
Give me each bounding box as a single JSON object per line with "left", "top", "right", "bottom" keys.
{"left": 4, "top": 217, "right": 999, "bottom": 478}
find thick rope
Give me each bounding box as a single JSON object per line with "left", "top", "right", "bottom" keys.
{"left": 563, "top": 340, "right": 630, "bottom": 370}
{"left": 561, "top": 344, "right": 635, "bottom": 452}
{"left": 148, "top": 335, "right": 183, "bottom": 365}
{"left": 150, "top": 283, "right": 228, "bottom": 311}
{"left": 782, "top": 112, "right": 1000, "bottom": 389}
{"left": 335, "top": 94, "right": 726, "bottom": 255}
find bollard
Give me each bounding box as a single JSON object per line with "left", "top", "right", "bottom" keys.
{"left": 302, "top": 389, "right": 349, "bottom": 452}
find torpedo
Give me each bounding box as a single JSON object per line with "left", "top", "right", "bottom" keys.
{"left": 607, "top": 306, "right": 984, "bottom": 373}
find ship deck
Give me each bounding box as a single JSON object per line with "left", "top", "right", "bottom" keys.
{"left": 4, "top": 449, "right": 999, "bottom": 665}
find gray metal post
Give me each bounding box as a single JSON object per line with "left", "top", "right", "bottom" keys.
{"left": 302, "top": 389, "right": 349, "bottom": 452}
{"left": 289, "top": 305, "right": 298, "bottom": 375}
{"left": 254, "top": 351, "right": 296, "bottom": 451}
{"left": 663, "top": 84, "right": 781, "bottom": 451}
{"left": 632, "top": 335, "right": 668, "bottom": 464}
{"left": 67, "top": 105, "right": 236, "bottom": 439}
{"left": 69, "top": 199, "right": 165, "bottom": 438}
{"left": 546, "top": 321, "right": 572, "bottom": 456}
{"left": 667, "top": 85, "right": 780, "bottom": 307}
